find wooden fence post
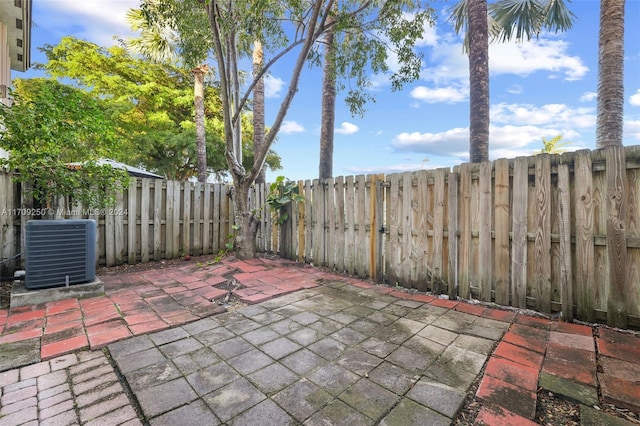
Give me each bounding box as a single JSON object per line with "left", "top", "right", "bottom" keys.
{"left": 494, "top": 158, "right": 510, "bottom": 305}
{"left": 448, "top": 171, "right": 459, "bottom": 300}
{"left": 535, "top": 154, "right": 552, "bottom": 313}
{"left": 478, "top": 161, "right": 493, "bottom": 302}
{"left": 557, "top": 163, "right": 573, "bottom": 321}
{"left": 511, "top": 157, "right": 529, "bottom": 308}
{"left": 606, "top": 146, "right": 628, "bottom": 328}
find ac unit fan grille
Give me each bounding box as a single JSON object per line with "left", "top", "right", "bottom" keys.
{"left": 25, "top": 219, "right": 97, "bottom": 289}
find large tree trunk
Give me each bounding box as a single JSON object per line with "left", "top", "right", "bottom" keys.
{"left": 596, "top": 0, "right": 625, "bottom": 148}
{"left": 467, "top": 0, "right": 490, "bottom": 163}
{"left": 253, "top": 40, "right": 267, "bottom": 184}
{"left": 319, "top": 19, "right": 336, "bottom": 180}
{"left": 232, "top": 181, "right": 260, "bottom": 259}
{"left": 193, "top": 64, "right": 209, "bottom": 182}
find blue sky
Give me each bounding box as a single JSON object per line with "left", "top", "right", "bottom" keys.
{"left": 19, "top": 0, "right": 640, "bottom": 182}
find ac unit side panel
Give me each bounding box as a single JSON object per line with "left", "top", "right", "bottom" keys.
{"left": 25, "top": 219, "right": 97, "bottom": 289}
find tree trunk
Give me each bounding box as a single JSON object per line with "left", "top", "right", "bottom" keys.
{"left": 596, "top": 0, "right": 625, "bottom": 148}
{"left": 232, "top": 181, "right": 260, "bottom": 259}
{"left": 193, "top": 64, "right": 209, "bottom": 182}
{"left": 253, "top": 40, "right": 267, "bottom": 184}
{"left": 319, "top": 19, "right": 336, "bottom": 180}
{"left": 467, "top": 0, "right": 490, "bottom": 163}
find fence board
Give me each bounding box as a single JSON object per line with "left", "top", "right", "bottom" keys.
{"left": 312, "top": 179, "right": 324, "bottom": 264}
{"left": 448, "top": 171, "right": 459, "bottom": 300}
{"left": 606, "top": 146, "right": 628, "bottom": 328}
{"left": 535, "top": 154, "right": 552, "bottom": 313}
{"left": 458, "top": 163, "right": 472, "bottom": 298}
{"left": 356, "top": 175, "right": 367, "bottom": 278}
{"left": 183, "top": 182, "right": 192, "bottom": 256}
{"left": 432, "top": 169, "right": 446, "bottom": 294}
{"left": 478, "top": 162, "right": 492, "bottom": 302}
{"left": 573, "top": 150, "right": 595, "bottom": 322}
{"left": 494, "top": 159, "right": 510, "bottom": 305}
{"left": 512, "top": 157, "right": 529, "bottom": 308}
{"left": 335, "top": 176, "right": 345, "bottom": 272}
{"left": 401, "top": 172, "right": 413, "bottom": 287}
{"left": 386, "top": 174, "right": 400, "bottom": 285}
{"left": 140, "top": 179, "right": 150, "bottom": 262}
{"left": 558, "top": 163, "right": 573, "bottom": 321}
{"left": 326, "top": 178, "right": 336, "bottom": 269}
{"left": 128, "top": 179, "right": 137, "bottom": 264}
{"left": 153, "top": 180, "right": 162, "bottom": 260}
{"left": 415, "top": 170, "right": 429, "bottom": 292}
{"left": 193, "top": 182, "right": 202, "bottom": 256}
{"left": 304, "top": 180, "right": 313, "bottom": 262}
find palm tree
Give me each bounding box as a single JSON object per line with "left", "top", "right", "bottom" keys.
{"left": 319, "top": 17, "right": 336, "bottom": 180}
{"left": 450, "top": 0, "right": 575, "bottom": 163}
{"left": 467, "top": 0, "right": 490, "bottom": 163}
{"left": 596, "top": 0, "right": 625, "bottom": 148}
{"left": 126, "top": 6, "right": 210, "bottom": 182}
{"left": 253, "top": 40, "right": 267, "bottom": 184}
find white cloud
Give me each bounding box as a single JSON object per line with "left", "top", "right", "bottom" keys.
{"left": 264, "top": 75, "right": 285, "bottom": 98}
{"left": 491, "top": 103, "right": 596, "bottom": 129}
{"left": 630, "top": 89, "right": 640, "bottom": 107}
{"left": 626, "top": 119, "right": 640, "bottom": 140}
{"left": 280, "top": 121, "right": 305, "bottom": 134}
{"left": 335, "top": 122, "right": 359, "bottom": 135}
{"left": 417, "top": 30, "right": 587, "bottom": 88}
{"left": 410, "top": 85, "right": 467, "bottom": 103}
{"left": 391, "top": 124, "right": 582, "bottom": 158}
{"left": 507, "top": 85, "right": 523, "bottom": 94}
{"left": 37, "top": 0, "right": 138, "bottom": 47}
{"left": 489, "top": 39, "right": 588, "bottom": 81}
{"left": 581, "top": 92, "right": 597, "bottom": 102}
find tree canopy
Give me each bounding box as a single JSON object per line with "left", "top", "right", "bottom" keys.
{"left": 0, "top": 79, "right": 128, "bottom": 207}
{"left": 35, "top": 36, "right": 281, "bottom": 180}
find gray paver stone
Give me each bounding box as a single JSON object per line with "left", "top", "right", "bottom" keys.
{"left": 193, "top": 326, "right": 235, "bottom": 346}
{"left": 336, "top": 349, "right": 383, "bottom": 376}
{"left": 272, "top": 379, "right": 332, "bottom": 422}
{"left": 304, "top": 399, "right": 372, "bottom": 426}
{"left": 137, "top": 377, "right": 198, "bottom": 418}
{"left": 379, "top": 398, "right": 450, "bottom": 426}
{"left": 368, "top": 362, "right": 418, "bottom": 395}
{"left": 308, "top": 363, "right": 359, "bottom": 396}
{"left": 149, "top": 327, "right": 190, "bottom": 346}
{"left": 210, "top": 336, "right": 254, "bottom": 360}
{"left": 84, "top": 404, "right": 139, "bottom": 426}
{"left": 109, "top": 335, "right": 155, "bottom": 359}
{"left": 186, "top": 362, "right": 240, "bottom": 396}
{"left": 281, "top": 348, "right": 327, "bottom": 375}
{"left": 172, "top": 347, "right": 219, "bottom": 376}
{"left": 203, "top": 378, "right": 266, "bottom": 422}
{"left": 124, "top": 360, "right": 182, "bottom": 392}
{"left": 308, "top": 337, "right": 346, "bottom": 361}
{"left": 158, "top": 337, "right": 204, "bottom": 358}
{"left": 149, "top": 399, "right": 220, "bottom": 426}
{"left": 247, "top": 363, "right": 299, "bottom": 395}
{"left": 387, "top": 346, "right": 433, "bottom": 373}
{"left": 259, "top": 337, "right": 301, "bottom": 360}
{"left": 227, "top": 349, "right": 274, "bottom": 375}
{"left": 229, "top": 399, "right": 296, "bottom": 426}
{"left": 242, "top": 327, "right": 280, "bottom": 346}
{"left": 339, "top": 378, "right": 400, "bottom": 420}
{"left": 407, "top": 379, "right": 467, "bottom": 418}
{"left": 113, "top": 347, "right": 167, "bottom": 374}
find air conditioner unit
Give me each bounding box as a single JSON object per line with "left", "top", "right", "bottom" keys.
{"left": 25, "top": 219, "right": 97, "bottom": 289}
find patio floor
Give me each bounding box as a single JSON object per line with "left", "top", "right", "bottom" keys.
{"left": 1, "top": 257, "right": 639, "bottom": 425}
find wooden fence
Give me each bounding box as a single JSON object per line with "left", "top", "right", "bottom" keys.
{"left": 1, "top": 145, "right": 639, "bottom": 328}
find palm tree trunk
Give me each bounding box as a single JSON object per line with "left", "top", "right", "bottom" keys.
{"left": 193, "top": 64, "right": 209, "bottom": 182}
{"left": 253, "top": 40, "right": 267, "bottom": 184}
{"left": 596, "top": 0, "right": 625, "bottom": 148}
{"left": 319, "top": 19, "right": 336, "bottom": 180}
{"left": 468, "top": 0, "right": 490, "bottom": 163}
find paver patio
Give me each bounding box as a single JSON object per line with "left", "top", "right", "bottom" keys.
{"left": 1, "top": 256, "right": 639, "bottom": 425}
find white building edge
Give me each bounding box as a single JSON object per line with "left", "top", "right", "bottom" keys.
{"left": 0, "top": 0, "right": 32, "bottom": 158}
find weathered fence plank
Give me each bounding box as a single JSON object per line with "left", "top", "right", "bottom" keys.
{"left": 494, "top": 159, "right": 510, "bottom": 305}
{"left": 512, "top": 157, "right": 529, "bottom": 308}
{"left": 458, "top": 163, "right": 472, "bottom": 299}
{"left": 356, "top": 175, "right": 368, "bottom": 278}
{"left": 128, "top": 179, "right": 137, "bottom": 264}
{"left": 335, "top": 176, "right": 345, "bottom": 272}
{"left": 606, "top": 146, "right": 628, "bottom": 328}
{"left": 432, "top": 169, "right": 446, "bottom": 294}
{"left": 574, "top": 150, "right": 595, "bottom": 321}
{"left": 140, "top": 179, "right": 150, "bottom": 262}
{"left": 558, "top": 163, "right": 573, "bottom": 321}
{"left": 448, "top": 170, "right": 459, "bottom": 300}
{"left": 535, "top": 154, "right": 552, "bottom": 313}
{"left": 478, "top": 161, "right": 492, "bottom": 302}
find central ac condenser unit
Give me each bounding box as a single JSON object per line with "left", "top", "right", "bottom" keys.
{"left": 25, "top": 219, "right": 97, "bottom": 289}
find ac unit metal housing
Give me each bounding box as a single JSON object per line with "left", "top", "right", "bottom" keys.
{"left": 25, "top": 219, "right": 97, "bottom": 289}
